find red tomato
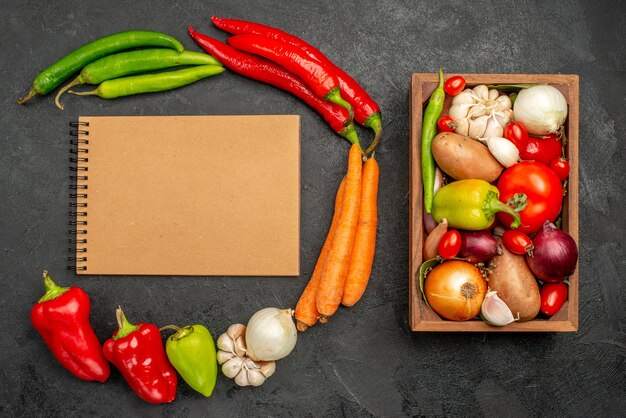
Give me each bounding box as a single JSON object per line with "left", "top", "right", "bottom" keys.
{"left": 497, "top": 162, "right": 563, "bottom": 234}
{"left": 503, "top": 121, "right": 529, "bottom": 152}
{"left": 444, "top": 76, "right": 466, "bottom": 96}
{"left": 550, "top": 158, "right": 570, "bottom": 181}
{"left": 437, "top": 116, "right": 456, "bottom": 132}
{"left": 438, "top": 230, "right": 461, "bottom": 259}
{"left": 520, "top": 135, "right": 562, "bottom": 165}
{"left": 540, "top": 282, "right": 568, "bottom": 316}
{"left": 502, "top": 230, "right": 533, "bottom": 255}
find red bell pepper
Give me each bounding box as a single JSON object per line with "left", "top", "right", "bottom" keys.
{"left": 30, "top": 270, "right": 110, "bottom": 382}
{"left": 103, "top": 307, "right": 177, "bottom": 404}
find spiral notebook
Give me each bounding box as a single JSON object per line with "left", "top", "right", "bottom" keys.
{"left": 69, "top": 115, "right": 300, "bottom": 276}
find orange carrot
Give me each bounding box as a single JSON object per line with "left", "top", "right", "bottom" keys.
{"left": 316, "top": 144, "right": 362, "bottom": 322}
{"left": 341, "top": 157, "right": 379, "bottom": 307}
{"left": 295, "top": 178, "right": 346, "bottom": 331}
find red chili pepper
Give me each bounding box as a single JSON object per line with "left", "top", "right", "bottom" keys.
{"left": 226, "top": 34, "right": 355, "bottom": 124}
{"left": 188, "top": 27, "right": 359, "bottom": 147}
{"left": 103, "top": 307, "right": 177, "bottom": 404}
{"left": 30, "top": 271, "right": 110, "bottom": 382}
{"left": 212, "top": 16, "right": 382, "bottom": 154}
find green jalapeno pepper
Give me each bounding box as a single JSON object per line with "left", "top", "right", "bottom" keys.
{"left": 68, "top": 65, "right": 224, "bottom": 100}
{"left": 162, "top": 324, "right": 217, "bottom": 397}
{"left": 421, "top": 68, "right": 445, "bottom": 214}
{"left": 18, "top": 30, "right": 184, "bottom": 104}
{"left": 432, "top": 179, "right": 523, "bottom": 230}
{"left": 55, "top": 49, "right": 221, "bottom": 109}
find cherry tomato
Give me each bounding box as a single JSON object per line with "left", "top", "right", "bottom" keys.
{"left": 503, "top": 121, "right": 529, "bottom": 152}
{"left": 550, "top": 158, "right": 570, "bottom": 181}
{"left": 520, "top": 134, "right": 562, "bottom": 165}
{"left": 444, "top": 76, "right": 466, "bottom": 96}
{"left": 437, "top": 116, "right": 456, "bottom": 132}
{"left": 540, "top": 282, "right": 568, "bottom": 316}
{"left": 497, "top": 162, "right": 563, "bottom": 234}
{"left": 502, "top": 230, "right": 534, "bottom": 255}
{"left": 438, "top": 230, "right": 461, "bottom": 259}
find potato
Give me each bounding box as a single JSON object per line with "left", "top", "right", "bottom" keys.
{"left": 431, "top": 132, "right": 503, "bottom": 182}
{"left": 488, "top": 238, "right": 540, "bottom": 321}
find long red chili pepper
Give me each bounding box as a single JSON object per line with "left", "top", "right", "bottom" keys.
{"left": 30, "top": 271, "right": 110, "bottom": 382}
{"left": 226, "top": 34, "right": 354, "bottom": 125}
{"left": 188, "top": 27, "right": 360, "bottom": 147}
{"left": 103, "top": 307, "right": 177, "bottom": 404}
{"left": 212, "top": 16, "right": 382, "bottom": 154}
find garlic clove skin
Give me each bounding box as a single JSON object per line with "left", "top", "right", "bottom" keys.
{"left": 455, "top": 118, "right": 470, "bottom": 136}
{"left": 234, "top": 370, "right": 251, "bottom": 387}
{"left": 452, "top": 90, "right": 475, "bottom": 105}
{"left": 217, "top": 332, "right": 235, "bottom": 353}
{"left": 247, "top": 369, "right": 266, "bottom": 387}
{"left": 217, "top": 350, "right": 235, "bottom": 365}
{"left": 258, "top": 361, "right": 276, "bottom": 378}
{"left": 227, "top": 323, "right": 246, "bottom": 340}
{"left": 467, "top": 103, "right": 487, "bottom": 119}
{"left": 449, "top": 103, "right": 474, "bottom": 121}
{"left": 483, "top": 117, "right": 504, "bottom": 138}
{"left": 222, "top": 357, "right": 244, "bottom": 379}
{"left": 481, "top": 290, "right": 518, "bottom": 326}
{"left": 488, "top": 88, "right": 500, "bottom": 101}
{"left": 494, "top": 95, "right": 512, "bottom": 112}
{"left": 234, "top": 335, "right": 247, "bottom": 357}
{"left": 485, "top": 137, "right": 520, "bottom": 168}
{"left": 469, "top": 115, "right": 489, "bottom": 138}
{"left": 473, "top": 85, "right": 489, "bottom": 100}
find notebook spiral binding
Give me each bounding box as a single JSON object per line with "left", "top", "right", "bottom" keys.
{"left": 68, "top": 121, "right": 89, "bottom": 271}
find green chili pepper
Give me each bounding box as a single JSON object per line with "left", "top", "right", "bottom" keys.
{"left": 162, "top": 324, "right": 217, "bottom": 397}
{"left": 18, "top": 30, "right": 184, "bottom": 105}
{"left": 68, "top": 65, "right": 224, "bottom": 100}
{"left": 421, "top": 68, "right": 445, "bottom": 214}
{"left": 55, "top": 49, "right": 221, "bottom": 109}
{"left": 432, "top": 179, "right": 523, "bottom": 230}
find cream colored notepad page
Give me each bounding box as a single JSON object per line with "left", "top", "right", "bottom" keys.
{"left": 74, "top": 115, "right": 300, "bottom": 276}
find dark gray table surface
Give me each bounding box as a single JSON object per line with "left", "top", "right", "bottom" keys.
{"left": 2, "top": 0, "right": 624, "bottom": 416}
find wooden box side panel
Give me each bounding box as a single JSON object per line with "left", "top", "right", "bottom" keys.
{"left": 409, "top": 73, "right": 579, "bottom": 332}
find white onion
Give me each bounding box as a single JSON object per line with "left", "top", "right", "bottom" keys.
{"left": 513, "top": 85, "right": 568, "bottom": 134}
{"left": 245, "top": 307, "right": 297, "bottom": 361}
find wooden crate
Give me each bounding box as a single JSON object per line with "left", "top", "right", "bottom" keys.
{"left": 409, "top": 74, "right": 579, "bottom": 332}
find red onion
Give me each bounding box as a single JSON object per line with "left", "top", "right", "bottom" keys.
{"left": 460, "top": 231, "right": 502, "bottom": 263}
{"left": 526, "top": 221, "right": 578, "bottom": 282}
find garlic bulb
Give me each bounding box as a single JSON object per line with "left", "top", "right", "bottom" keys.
{"left": 479, "top": 137, "right": 520, "bottom": 168}
{"left": 481, "top": 291, "right": 519, "bottom": 326}
{"left": 449, "top": 85, "right": 513, "bottom": 139}
{"left": 216, "top": 323, "right": 276, "bottom": 387}
{"left": 245, "top": 308, "right": 297, "bottom": 362}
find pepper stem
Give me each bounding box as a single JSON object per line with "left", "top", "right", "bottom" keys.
{"left": 363, "top": 113, "right": 382, "bottom": 155}
{"left": 68, "top": 88, "right": 98, "bottom": 97}
{"left": 325, "top": 88, "right": 354, "bottom": 126}
{"left": 484, "top": 191, "right": 524, "bottom": 229}
{"left": 339, "top": 123, "right": 362, "bottom": 151}
{"left": 160, "top": 324, "right": 194, "bottom": 341}
{"left": 114, "top": 306, "right": 140, "bottom": 340}
{"left": 55, "top": 76, "right": 83, "bottom": 110}
{"left": 17, "top": 89, "right": 37, "bottom": 105}
{"left": 38, "top": 270, "right": 70, "bottom": 303}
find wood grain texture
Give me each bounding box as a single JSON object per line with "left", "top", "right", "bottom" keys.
{"left": 409, "top": 73, "right": 579, "bottom": 332}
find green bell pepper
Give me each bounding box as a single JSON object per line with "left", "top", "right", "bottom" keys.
{"left": 163, "top": 324, "right": 217, "bottom": 397}
{"left": 432, "top": 179, "right": 523, "bottom": 230}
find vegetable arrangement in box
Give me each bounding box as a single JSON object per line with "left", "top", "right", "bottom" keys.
{"left": 419, "top": 71, "right": 578, "bottom": 327}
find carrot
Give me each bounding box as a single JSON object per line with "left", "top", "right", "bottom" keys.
{"left": 295, "top": 178, "right": 346, "bottom": 332}
{"left": 341, "top": 156, "right": 379, "bottom": 307}
{"left": 316, "top": 144, "right": 362, "bottom": 322}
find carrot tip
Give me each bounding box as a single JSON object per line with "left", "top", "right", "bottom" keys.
{"left": 319, "top": 315, "right": 329, "bottom": 324}
{"left": 296, "top": 321, "right": 309, "bottom": 332}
